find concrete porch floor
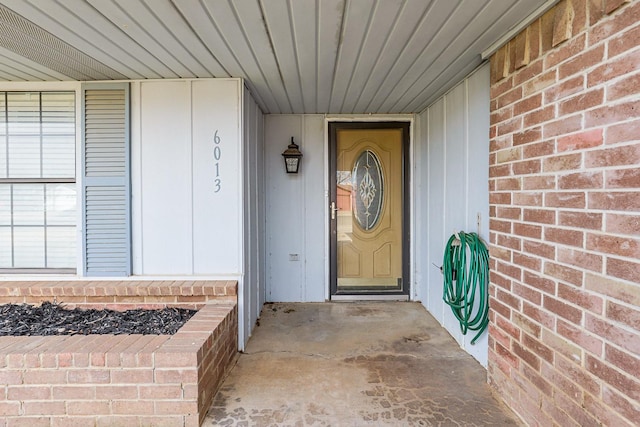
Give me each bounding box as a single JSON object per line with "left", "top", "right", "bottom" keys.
{"left": 204, "top": 302, "right": 522, "bottom": 426}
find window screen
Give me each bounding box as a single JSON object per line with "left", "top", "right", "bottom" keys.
{"left": 0, "top": 91, "right": 76, "bottom": 271}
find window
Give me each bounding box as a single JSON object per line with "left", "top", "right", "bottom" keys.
{"left": 0, "top": 91, "right": 76, "bottom": 271}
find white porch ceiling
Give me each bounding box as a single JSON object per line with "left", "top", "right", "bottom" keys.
{"left": 0, "top": 0, "right": 550, "bottom": 114}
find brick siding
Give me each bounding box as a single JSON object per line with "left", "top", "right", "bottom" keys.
{"left": 0, "top": 281, "right": 238, "bottom": 426}
{"left": 488, "top": 0, "right": 640, "bottom": 425}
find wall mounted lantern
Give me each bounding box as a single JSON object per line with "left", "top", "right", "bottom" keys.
{"left": 282, "top": 137, "right": 303, "bottom": 174}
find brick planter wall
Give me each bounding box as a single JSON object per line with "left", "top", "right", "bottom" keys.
{"left": 0, "top": 281, "right": 238, "bottom": 426}
{"left": 488, "top": 0, "right": 640, "bottom": 425}
{"left": 0, "top": 280, "right": 237, "bottom": 310}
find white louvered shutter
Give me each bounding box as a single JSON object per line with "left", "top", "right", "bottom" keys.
{"left": 81, "top": 84, "right": 131, "bottom": 276}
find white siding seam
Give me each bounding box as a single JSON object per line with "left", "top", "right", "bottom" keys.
{"left": 239, "top": 81, "right": 247, "bottom": 350}
{"left": 424, "top": 111, "right": 430, "bottom": 308}
{"left": 441, "top": 96, "right": 447, "bottom": 323}
{"left": 302, "top": 115, "right": 307, "bottom": 300}
{"left": 189, "top": 81, "right": 195, "bottom": 275}
{"left": 137, "top": 83, "right": 145, "bottom": 275}
{"left": 463, "top": 78, "right": 470, "bottom": 349}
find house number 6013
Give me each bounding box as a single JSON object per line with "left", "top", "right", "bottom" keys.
{"left": 214, "top": 130, "right": 222, "bottom": 193}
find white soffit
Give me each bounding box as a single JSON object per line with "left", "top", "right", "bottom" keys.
{"left": 0, "top": 0, "right": 549, "bottom": 114}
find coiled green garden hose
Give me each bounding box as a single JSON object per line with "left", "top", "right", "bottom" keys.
{"left": 442, "top": 231, "right": 490, "bottom": 344}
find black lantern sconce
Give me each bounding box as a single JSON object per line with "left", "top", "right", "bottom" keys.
{"left": 282, "top": 137, "right": 303, "bottom": 174}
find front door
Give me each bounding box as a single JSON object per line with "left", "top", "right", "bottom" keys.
{"left": 329, "top": 122, "right": 409, "bottom": 299}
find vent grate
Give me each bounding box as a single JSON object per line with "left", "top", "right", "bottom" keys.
{"left": 0, "top": 5, "right": 126, "bottom": 80}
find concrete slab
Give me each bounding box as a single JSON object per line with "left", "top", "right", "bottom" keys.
{"left": 204, "top": 302, "right": 521, "bottom": 426}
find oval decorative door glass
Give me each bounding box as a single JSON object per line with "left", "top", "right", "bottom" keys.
{"left": 352, "top": 149, "right": 384, "bottom": 231}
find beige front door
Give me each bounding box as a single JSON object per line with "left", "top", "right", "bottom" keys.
{"left": 330, "top": 123, "right": 408, "bottom": 296}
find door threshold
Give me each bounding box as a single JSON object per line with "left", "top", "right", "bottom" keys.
{"left": 331, "top": 295, "right": 409, "bottom": 301}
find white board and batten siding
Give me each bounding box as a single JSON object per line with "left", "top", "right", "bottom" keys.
{"left": 414, "top": 63, "right": 490, "bottom": 366}
{"left": 130, "top": 78, "right": 264, "bottom": 348}
{"left": 242, "top": 86, "right": 266, "bottom": 344}
{"left": 134, "top": 79, "right": 241, "bottom": 275}
{"left": 264, "top": 115, "right": 326, "bottom": 302}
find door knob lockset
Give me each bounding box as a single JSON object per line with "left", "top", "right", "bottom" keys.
{"left": 330, "top": 202, "right": 339, "bottom": 220}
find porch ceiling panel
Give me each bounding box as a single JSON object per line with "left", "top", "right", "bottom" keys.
{"left": 0, "top": 46, "right": 69, "bottom": 80}
{"left": 0, "top": 0, "right": 549, "bottom": 114}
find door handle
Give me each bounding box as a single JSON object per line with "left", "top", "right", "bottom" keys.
{"left": 330, "top": 202, "right": 339, "bottom": 220}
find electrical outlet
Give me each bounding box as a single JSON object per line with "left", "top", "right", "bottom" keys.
{"left": 289, "top": 254, "right": 299, "bottom": 261}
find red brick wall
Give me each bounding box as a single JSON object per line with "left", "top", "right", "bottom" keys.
{"left": 488, "top": 0, "right": 640, "bottom": 425}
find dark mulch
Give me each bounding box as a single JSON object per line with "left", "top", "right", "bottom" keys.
{"left": 0, "top": 302, "right": 197, "bottom": 336}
